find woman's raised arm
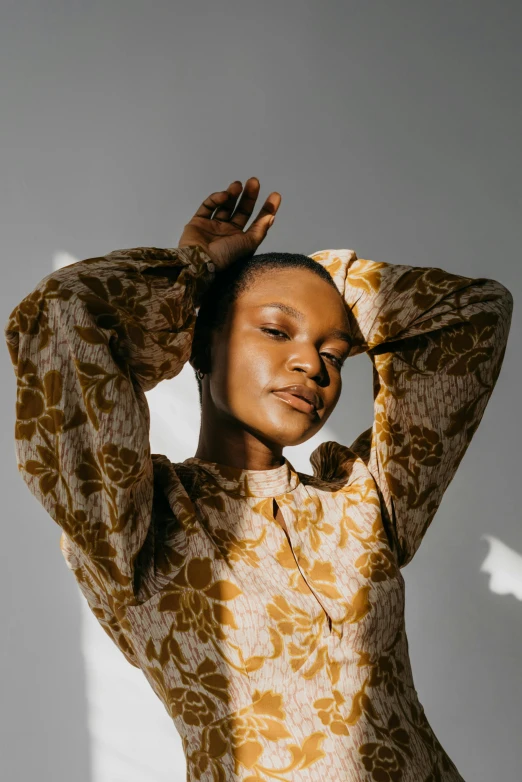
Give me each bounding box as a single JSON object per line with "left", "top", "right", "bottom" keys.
{"left": 4, "top": 244, "right": 216, "bottom": 603}
{"left": 309, "top": 248, "right": 513, "bottom": 567}
{"left": 4, "top": 179, "right": 280, "bottom": 605}
{"left": 5, "top": 177, "right": 281, "bottom": 604}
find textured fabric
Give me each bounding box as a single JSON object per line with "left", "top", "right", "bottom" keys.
{"left": 5, "top": 243, "right": 513, "bottom": 781}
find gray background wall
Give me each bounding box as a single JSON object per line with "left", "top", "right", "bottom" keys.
{"left": 1, "top": 2, "right": 520, "bottom": 780}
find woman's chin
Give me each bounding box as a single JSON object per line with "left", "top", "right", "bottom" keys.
{"left": 236, "top": 402, "right": 324, "bottom": 448}
{"left": 258, "top": 417, "right": 322, "bottom": 449}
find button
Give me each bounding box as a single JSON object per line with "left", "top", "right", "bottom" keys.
{"left": 206, "top": 261, "right": 215, "bottom": 273}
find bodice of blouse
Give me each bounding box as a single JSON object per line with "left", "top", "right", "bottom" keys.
{"left": 5, "top": 244, "right": 513, "bottom": 781}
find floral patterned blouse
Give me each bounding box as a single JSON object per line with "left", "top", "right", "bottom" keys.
{"left": 5, "top": 243, "right": 513, "bottom": 782}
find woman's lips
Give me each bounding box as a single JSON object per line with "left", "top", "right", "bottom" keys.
{"left": 272, "top": 390, "right": 317, "bottom": 415}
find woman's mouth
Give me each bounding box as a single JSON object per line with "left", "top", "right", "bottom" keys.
{"left": 272, "top": 390, "right": 317, "bottom": 415}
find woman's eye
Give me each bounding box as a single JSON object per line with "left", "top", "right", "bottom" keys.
{"left": 322, "top": 353, "right": 343, "bottom": 369}
{"left": 261, "top": 327, "right": 288, "bottom": 339}
{"left": 261, "top": 329, "right": 344, "bottom": 368}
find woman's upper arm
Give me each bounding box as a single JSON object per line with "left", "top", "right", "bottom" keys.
{"left": 5, "top": 244, "right": 215, "bottom": 602}
{"left": 309, "top": 249, "right": 514, "bottom": 567}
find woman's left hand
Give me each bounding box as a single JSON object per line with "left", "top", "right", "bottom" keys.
{"left": 178, "top": 177, "right": 281, "bottom": 270}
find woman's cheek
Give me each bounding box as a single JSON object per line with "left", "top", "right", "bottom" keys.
{"left": 219, "top": 336, "right": 266, "bottom": 408}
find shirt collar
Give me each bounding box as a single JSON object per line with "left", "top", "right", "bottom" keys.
{"left": 182, "top": 456, "right": 300, "bottom": 497}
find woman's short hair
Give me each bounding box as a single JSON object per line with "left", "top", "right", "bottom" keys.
{"left": 191, "top": 251, "right": 338, "bottom": 405}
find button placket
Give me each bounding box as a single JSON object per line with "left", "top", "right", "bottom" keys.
{"left": 272, "top": 497, "right": 333, "bottom": 636}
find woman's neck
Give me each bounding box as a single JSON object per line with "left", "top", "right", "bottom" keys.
{"left": 195, "top": 419, "right": 284, "bottom": 471}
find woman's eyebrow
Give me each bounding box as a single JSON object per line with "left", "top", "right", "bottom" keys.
{"left": 258, "top": 302, "right": 352, "bottom": 344}
{"left": 260, "top": 302, "right": 305, "bottom": 320}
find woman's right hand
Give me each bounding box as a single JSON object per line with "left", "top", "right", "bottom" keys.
{"left": 178, "top": 178, "right": 281, "bottom": 270}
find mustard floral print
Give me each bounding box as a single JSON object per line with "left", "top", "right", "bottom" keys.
{"left": 5, "top": 244, "right": 513, "bottom": 780}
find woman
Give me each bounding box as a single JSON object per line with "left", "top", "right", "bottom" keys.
{"left": 5, "top": 178, "right": 513, "bottom": 781}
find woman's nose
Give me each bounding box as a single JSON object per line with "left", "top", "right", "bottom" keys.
{"left": 287, "top": 346, "right": 325, "bottom": 382}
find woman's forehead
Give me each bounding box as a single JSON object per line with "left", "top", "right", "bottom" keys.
{"left": 237, "top": 267, "right": 348, "bottom": 326}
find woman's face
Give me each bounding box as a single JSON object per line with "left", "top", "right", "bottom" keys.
{"left": 205, "top": 267, "right": 352, "bottom": 448}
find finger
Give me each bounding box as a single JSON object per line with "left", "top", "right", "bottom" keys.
{"left": 226, "top": 177, "right": 264, "bottom": 230}
{"left": 213, "top": 181, "right": 243, "bottom": 221}
{"left": 246, "top": 192, "right": 282, "bottom": 237}
{"left": 193, "top": 189, "right": 233, "bottom": 220}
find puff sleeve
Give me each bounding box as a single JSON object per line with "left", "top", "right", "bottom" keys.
{"left": 5, "top": 244, "right": 216, "bottom": 603}
{"left": 309, "top": 249, "right": 513, "bottom": 567}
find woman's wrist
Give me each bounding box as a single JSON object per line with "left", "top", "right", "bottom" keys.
{"left": 178, "top": 243, "right": 217, "bottom": 275}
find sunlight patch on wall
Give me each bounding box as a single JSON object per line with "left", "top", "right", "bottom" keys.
{"left": 81, "top": 602, "right": 184, "bottom": 781}
{"left": 480, "top": 535, "right": 522, "bottom": 602}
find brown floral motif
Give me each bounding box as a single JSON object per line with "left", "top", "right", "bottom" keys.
{"left": 211, "top": 526, "right": 267, "bottom": 568}
{"left": 158, "top": 557, "right": 243, "bottom": 645}
{"left": 187, "top": 469, "right": 227, "bottom": 511}
{"left": 184, "top": 688, "right": 325, "bottom": 782}
{"left": 447, "top": 340, "right": 494, "bottom": 376}
{"left": 425, "top": 309, "right": 498, "bottom": 376}
{"left": 15, "top": 360, "right": 86, "bottom": 442}
{"left": 359, "top": 740, "right": 406, "bottom": 781}
{"left": 320, "top": 256, "right": 344, "bottom": 281}
{"left": 360, "top": 650, "right": 406, "bottom": 699}
{"left": 275, "top": 543, "right": 342, "bottom": 600}
{"left": 227, "top": 689, "right": 292, "bottom": 748}
{"left": 168, "top": 686, "right": 217, "bottom": 727}
{"left": 394, "top": 266, "right": 468, "bottom": 311}
{"left": 77, "top": 273, "right": 148, "bottom": 343}
{"left": 262, "top": 585, "right": 372, "bottom": 680}
{"left": 59, "top": 543, "right": 138, "bottom": 666}
{"left": 248, "top": 731, "right": 326, "bottom": 779}
{"left": 18, "top": 367, "right": 87, "bottom": 497}
{"left": 74, "top": 445, "right": 147, "bottom": 537}
{"left": 384, "top": 712, "right": 411, "bottom": 756}
{"left": 75, "top": 449, "right": 103, "bottom": 498}
{"left": 355, "top": 548, "right": 397, "bottom": 582}
{"left": 376, "top": 421, "right": 445, "bottom": 514}
{"left": 374, "top": 412, "right": 405, "bottom": 449}
{"left": 304, "top": 559, "right": 343, "bottom": 600}
{"left": 184, "top": 726, "right": 228, "bottom": 781}
{"left": 345, "top": 258, "right": 385, "bottom": 296}
{"left": 372, "top": 352, "right": 397, "bottom": 392}
{"left": 343, "top": 680, "right": 380, "bottom": 727}
{"left": 288, "top": 495, "right": 334, "bottom": 552}
{"left": 6, "top": 276, "right": 73, "bottom": 353}
{"left": 16, "top": 364, "right": 62, "bottom": 440}
{"left": 266, "top": 595, "right": 325, "bottom": 674}
{"left": 142, "top": 658, "right": 231, "bottom": 775}
{"left": 23, "top": 443, "right": 60, "bottom": 497}
{"left": 409, "top": 426, "right": 443, "bottom": 466}
{"left": 76, "top": 267, "right": 193, "bottom": 383}
{"left": 313, "top": 690, "right": 350, "bottom": 736}
{"left": 98, "top": 443, "right": 144, "bottom": 487}
{"left": 54, "top": 503, "right": 131, "bottom": 586}
{"left": 370, "top": 315, "right": 406, "bottom": 349}
{"left": 74, "top": 360, "right": 127, "bottom": 430}
{"left": 224, "top": 690, "right": 326, "bottom": 779}
{"left": 336, "top": 483, "right": 385, "bottom": 550}
{"left": 339, "top": 585, "right": 373, "bottom": 625}
{"left": 444, "top": 395, "right": 485, "bottom": 447}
